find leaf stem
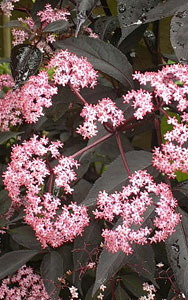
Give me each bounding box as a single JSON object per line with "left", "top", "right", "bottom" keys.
{"left": 69, "top": 83, "right": 88, "bottom": 106}
{"left": 72, "top": 132, "right": 114, "bottom": 159}
{"left": 115, "top": 131, "right": 131, "bottom": 176}
{"left": 110, "top": 278, "right": 116, "bottom": 300}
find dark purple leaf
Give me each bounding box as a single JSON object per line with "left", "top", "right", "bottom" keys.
{"left": 121, "top": 274, "right": 145, "bottom": 297}
{"left": 117, "top": 0, "right": 159, "bottom": 42}
{"left": 118, "top": 24, "right": 148, "bottom": 53}
{"left": 170, "top": 3, "right": 188, "bottom": 63}
{"left": 40, "top": 251, "right": 64, "bottom": 300}
{"left": 92, "top": 16, "right": 119, "bottom": 41}
{"left": 54, "top": 36, "right": 134, "bottom": 89}
{"left": 115, "top": 284, "right": 130, "bottom": 299}
{"left": 130, "top": 0, "right": 188, "bottom": 25}
{"left": 0, "top": 250, "right": 39, "bottom": 280}
{"left": 82, "top": 150, "right": 153, "bottom": 207}
{"left": 10, "top": 44, "right": 42, "bottom": 89}
{"left": 0, "top": 190, "right": 11, "bottom": 215}
{"left": 76, "top": 0, "right": 97, "bottom": 37}
{"left": 0, "top": 131, "right": 23, "bottom": 145}
{"left": 8, "top": 226, "right": 41, "bottom": 250}
{"left": 73, "top": 220, "right": 102, "bottom": 293}
{"left": 43, "top": 19, "right": 70, "bottom": 33}
{"left": 165, "top": 208, "right": 188, "bottom": 298}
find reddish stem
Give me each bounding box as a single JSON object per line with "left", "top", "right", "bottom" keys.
{"left": 72, "top": 132, "right": 114, "bottom": 159}
{"left": 159, "top": 107, "right": 170, "bottom": 119}
{"left": 115, "top": 131, "right": 131, "bottom": 176}
{"left": 154, "top": 117, "right": 162, "bottom": 146}
{"left": 110, "top": 278, "right": 116, "bottom": 300}
{"left": 46, "top": 157, "right": 54, "bottom": 193}
{"left": 69, "top": 83, "right": 88, "bottom": 106}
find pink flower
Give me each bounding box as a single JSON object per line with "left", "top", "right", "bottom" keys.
{"left": 0, "top": 0, "right": 19, "bottom": 17}
{"left": 0, "top": 74, "right": 14, "bottom": 91}
{"left": 11, "top": 28, "right": 29, "bottom": 46}
{"left": 77, "top": 98, "right": 125, "bottom": 139}
{"left": 37, "top": 3, "right": 70, "bottom": 25}
{"left": 0, "top": 265, "right": 59, "bottom": 299}
{"left": 93, "top": 170, "right": 180, "bottom": 254}
{"left": 123, "top": 89, "right": 154, "bottom": 120}
{"left": 133, "top": 64, "right": 188, "bottom": 112}
{"left": 152, "top": 116, "right": 188, "bottom": 178}
{"left": 47, "top": 50, "right": 98, "bottom": 91}
{"left": 3, "top": 135, "right": 89, "bottom": 248}
{"left": 0, "top": 71, "right": 57, "bottom": 131}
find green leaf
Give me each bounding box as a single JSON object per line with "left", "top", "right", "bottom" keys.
{"left": 40, "top": 251, "right": 64, "bottom": 300}
{"left": 54, "top": 36, "right": 133, "bottom": 89}
{"left": 82, "top": 150, "right": 153, "bottom": 207}
{"left": 8, "top": 225, "right": 41, "bottom": 250}
{"left": 0, "top": 250, "right": 39, "bottom": 280}
{"left": 0, "top": 190, "right": 11, "bottom": 215}
{"left": 165, "top": 208, "right": 188, "bottom": 298}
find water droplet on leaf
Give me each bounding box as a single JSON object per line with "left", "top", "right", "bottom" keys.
{"left": 118, "top": 4, "right": 126, "bottom": 13}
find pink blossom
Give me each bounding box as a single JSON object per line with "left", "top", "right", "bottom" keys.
{"left": 0, "top": 74, "right": 14, "bottom": 91}
{"left": 123, "top": 89, "right": 154, "bottom": 119}
{"left": 77, "top": 98, "right": 125, "bottom": 139}
{"left": 0, "top": 0, "right": 19, "bottom": 17}
{"left": 18, "top": 17, "right": 35, "bottom": 31}
{"left": 47, "top": 49, "right": 98, "bottom": 91}
{"left": 0, "top": 71, "right": 57, "bottom": 131}
{"left": 37, "top": 3, "right": 70, "bottom": 25}
{"left": 93, "top": 170, "right": 180, "bottom": 254}
{"left": 3, "top": 135, "right": 89, "bottom": 248}
{"left": 133, "top": 64, "right": 188, "bottom": 112}
{"left": 152, "top": 116, "right": 188, "bottom": 178}
{"left": 83, "top": 27, "right": 99, "bottom": 38}
{"left": 25, "top": 195, "right": 89, "bottom": 248}
{"left": 11, "top": 28, "right": 29, "bottom": 46}
{"left": 0, "top": 265, "right": 60, "bottom": 299}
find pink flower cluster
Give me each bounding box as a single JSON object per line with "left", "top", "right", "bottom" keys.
{"left": 0, "top": 71, "right": 57, "bottom": 131}
{"left": 123, "top": 64, "right": 188, "bottom": 119}
{"left": 0, "top": 0, "right": 19, "bottom": 17}
{"left": 3, "top": 135, "right": 89, "bottom": 248}
{"left": 77, "top": 98, "right": 125, "bottom": 139}
{"left": 11, "top": 28, "right": 29, "bottom": 46}
{"left": 133, "top": 64, "right": 188, "bottom": 112}
{"left": 152, "top": 116, "right": 188, "bottom": 178}
{"left": 123, "top": 89, "right": 153, "bottom": 119}
{"left": 37, "top": 3, "right": 70, "bottom": 25}
{"left": 83, "top": 27, "right": 99, "bottom": 39}
{"left": 47, "top": 49, "right": 98, "bottom": 90}
{"left": 0, "top": 264, "right": 59, "bottom": 300}
{"left": 0, "top": 74, "right": 14, "bottom": 91}
{"left": 93, "top": 170, "right": 180, "bottom": 254}
{"left": 139, "top": 283, "right": 156, "bottom": 300}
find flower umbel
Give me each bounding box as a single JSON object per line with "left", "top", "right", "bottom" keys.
{"left": 3, "top": 135, "right": 89, "bottom": 248}
{"left": 93, "top": 170, "right": 180, "bottom": 254}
